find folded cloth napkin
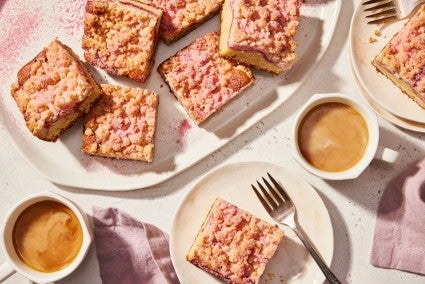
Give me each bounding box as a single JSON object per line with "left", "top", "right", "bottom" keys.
{"left": 92, "top": 207, "right": 180, "bottom": 284}
{"left": 371, "top": 158, "right": 425, "bottom": 275}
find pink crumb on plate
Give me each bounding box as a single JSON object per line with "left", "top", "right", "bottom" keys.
{"left": 0, "top": 5, "right": 41, "bottom": 86}
{"left": 176, "top": 119, "right": 192, "bottom": 144}
{"left": 179, "top": 119, "right": 191, "bottom": 136}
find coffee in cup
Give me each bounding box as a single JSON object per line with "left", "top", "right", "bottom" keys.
{"left": 0, "top": 192, "right": 92, "bottom": 284}
{"left": 297, "top": 102, "right": 369, "bottom": 172}
{"left": 12, "top": 200, "right": 84, "bottom": 273}
{"left": 291, "top": 93, "right": 399, "bottom": 180}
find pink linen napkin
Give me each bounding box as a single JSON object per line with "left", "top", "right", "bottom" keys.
{"left": 371, "top": 158, "right": 425, "bottom": 275}
{"left": 92, "top": 207, "right": 180, "bottom": 284}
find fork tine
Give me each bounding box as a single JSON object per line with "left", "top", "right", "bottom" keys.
{"left": 364, "top": 1, "right": 394, "bottom": 11}
{"left": 367, "top": 15, "right": 398, "bottom": 24}
{"left": 256, "top": 181, "right": 278, "bottom": 208}
{"left": 267, "top": 172, "right": 292, "bottom": 203}
{"left": 252, "top": 184, "right": 273, "bottom": 213}
{"left": 261, "top": 177, "right": 282, "bottom": 205}
{"left": 366, "top": 8, "right": 397, "bottom": 18}
{"left": 363, "top": 0, "right": 387, "bottom": 5}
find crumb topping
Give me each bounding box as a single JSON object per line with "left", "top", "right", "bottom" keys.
{"left": 82, "top": 0, "right": 161, "bottom": 82}
{"left": 227, "top": 0, "right": 301, "bottom": 69}
{"left": 139, "top": 0, "right": 223, "bottom": 41}
{"left": 375, "top": 5, "right": 425, "bottom": 95}
{"left": 11, "top": 40, "right": 98, "bottom": 135}
{"left": 82, "top": 85, "right": 158, "bottom": 162}
{"left": 188, "top": 198, "right": 283, "bottom": 284}
{"left": 159, "top": 32, "right": 254, "bottom": 124}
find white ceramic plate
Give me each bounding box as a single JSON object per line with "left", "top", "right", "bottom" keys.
{"left": 0, "top": 1, "right": 341, "bottom": 190}
{"left": 170, "top": 162, "right": 334, "bottom": 284}
{"left": 349, "top": 2, "right": 425, "bottom": 124}
{"left": 349, "top": 47, "right": 425, "bottom": 133}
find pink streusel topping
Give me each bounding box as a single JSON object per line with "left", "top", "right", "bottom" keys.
{"left": 159, "top": 32, "right": 254, "bottom": 124}
{"left": 228, "top": 0, "right": 301, "bottom": 68}
{"left": 11, "top": 40, "right": 98, "bottom": 135}
{"left": 139, "top": 0, "right": 223, "bottom": 42}
{"left": 82, "top": 0, "right": 162, "bottom": 82}
{"left": 82, "top": 85, "right": 158, "bottom": 162}
{"left": 187, "top": 198, "right": 283, "bottom": 284}
{"left": 376, "top": 5, "right": 425, "bottom": 96}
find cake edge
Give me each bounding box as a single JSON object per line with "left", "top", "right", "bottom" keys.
{"left": 160, "top": 2, "right": 223, "bottom": 44}
{"left": 186, "top": 198, "right": 233, "bottom": 284}
{"left": 372, "top": 58, "right": 425, "bottom": 109}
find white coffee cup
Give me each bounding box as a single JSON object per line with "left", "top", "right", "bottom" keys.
{"left": 291, "top": 93, "right": 399, "bottom": 180}
{"left": 0, "top": 191, "right": 92, "bottom": 283}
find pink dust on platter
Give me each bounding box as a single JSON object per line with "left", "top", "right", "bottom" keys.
{"left": 0, "top": 6, "right": 41, "bottom": 86}
{"left": 176, "top": 119, "right": 192, "bottom": 144}
{"left": 179, "top": 119, "right": 191, "bottom": 136}
{"left": 53, "top": 0, "right": 87, "bottom": 38}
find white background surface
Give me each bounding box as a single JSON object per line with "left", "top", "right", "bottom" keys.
{"left": 1, "top": 0, "right": 425, "bottom": 283}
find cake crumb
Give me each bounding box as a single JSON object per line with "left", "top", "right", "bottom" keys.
{"left": 267, "top": 272, "right": 276, "bottom": 280}
{"left": 369, "top": 36, "right": 377, "bottom": 43}
{"left": 374, "top": 29, "right": 381, "bottom": 36}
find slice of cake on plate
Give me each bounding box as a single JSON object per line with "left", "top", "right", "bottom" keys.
{"left": 187, "top": 198, "right": 284, "bottom": 284}
{"left": 139, "top": 0, "right": 224, "bottom": 43}
{"left": 219, "top": 0, "right": 302, "bottom": 74}
{"left": 82, "top": 0, "right": 162, "bottom": 83}
{"left": 372, "top": 4, "right": 425, "bottom": 109}
{"left": 158, "top": 32, "right": 254, "bottom": 125}
{"left": 10, "top": 39, "right": 103, "bottom": 142}
{"left": 82, "top": 84, "right": 159, "bottom": 162}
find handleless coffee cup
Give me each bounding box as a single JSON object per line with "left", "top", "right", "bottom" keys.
{"left": 0, "top": 191, "right": 92, "bottom": 283}
{"left": 291, "top": 93, "right": 399, "bottom": 180}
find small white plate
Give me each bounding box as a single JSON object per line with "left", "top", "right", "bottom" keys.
{"left": 349, "top": 3, "right": 425, "bottom": 123}
{"left": 170, "top": 161, "right": 334, "bottom": 284}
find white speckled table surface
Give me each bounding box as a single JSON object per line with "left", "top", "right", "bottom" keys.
{"left": 1, "top": 0, "right": 425, "bottom": 283}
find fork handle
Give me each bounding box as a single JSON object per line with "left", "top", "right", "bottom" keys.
{"left": 293, "top": 227, "right": 342, "bottom": 284}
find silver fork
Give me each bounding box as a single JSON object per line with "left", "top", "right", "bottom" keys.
{"left": 252, "top": 173, "right": 341, "bottom": 284}
{"left": 363, "top": 0, "right": 425, "bottom": 24}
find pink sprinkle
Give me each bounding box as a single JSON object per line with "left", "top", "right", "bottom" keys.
{"left": 179, "top": 119, "right": 191, "bottom": 136}
{"left": 53, "top": 0, "right": 86, "bottom": 38}
{"left": 176, "top": 119, "right": 191, "bottom": 144}
{"left": 0, "top": 7, "right": 41, "bottom": 86}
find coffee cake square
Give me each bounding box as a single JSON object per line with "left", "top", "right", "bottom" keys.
{"left": 82, "top": 0, "right": 162, "bottom": 83}
{"left": 10, "top": 39, "right": 103, "bottom": 142}
{"left": 220, "top": 0, "right": 301, "bottom": 74}
{"left": 187, "top": 198, "right": 284, "bottom": 284}
{"left": 82, "top": 84, "right": 159, "bottom": 162}
{"left": 372, "top": 4, "right": 425, "bottom": 109}
{"left": 158, "top": 32, "right": 254, "bottom": 125}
